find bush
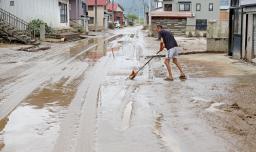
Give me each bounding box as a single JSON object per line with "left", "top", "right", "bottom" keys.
{"left": 28, "top": 19, "right": 52, "bottom": 37}
{"left": 203, "top": 33, "right": 207, "bottom": 37}
{"left": 108, "top": 22, "right": 115, "bottom": 29}
{"left": 188, "top": 31, "right": 193, "bottom": 37}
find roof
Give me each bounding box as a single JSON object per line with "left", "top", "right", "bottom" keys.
{"left": 106, "top": 3, "right": 124, "bottom": 12}
{"left": 151, "top": 8, "right": 193, "bottom": 18}
{"left": 86, "top": 0, "right": 107, "bottom": 6}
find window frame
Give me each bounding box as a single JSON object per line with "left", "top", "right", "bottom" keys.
{"left": 60, "top": 3, "right": 68, "bottom": 23}
{"left": 196, "top": 3, "right": 201, "bottom": 11}
{"left": 196, "top": 19, "right": 208, "bottom": 31}
{"left": 10, "top": 1, "right": 14, "bottom": 6}
{"left": 88, "top": 6, "right": 94, "bottom": 11}
{"left": 209, "top": 3, "right": 213, "bottom": 11}
{"left": 179, "top": 3, "right": 191, "bottom": 11}
{"left": 88, "top": 17, "right": 94, "bottom": 24}
{"left": 164, "top": 4, "right": 172, "bottom": 11}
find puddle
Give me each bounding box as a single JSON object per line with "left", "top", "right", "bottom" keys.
{"left": 0, "top": 78, "right": 79, "bottom": 152}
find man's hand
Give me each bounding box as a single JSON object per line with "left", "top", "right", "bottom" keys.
{"left": 160, "top": 42, "right": 165, "bottom": 52}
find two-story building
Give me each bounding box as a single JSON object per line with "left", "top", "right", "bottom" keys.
{"left": 150, "top": 0, "right": 220, "bottom": 36}
{"left": 0, "top": 0, "right": 88, "bottom": 29}
{"left": 229, "top": 0, "right": 256, "bottom": 62}
{"left": 86, "top": 0, "right": 108, "bottom": 31}
{"left": 106, "top": 3, "right": 125, "bottom": 26}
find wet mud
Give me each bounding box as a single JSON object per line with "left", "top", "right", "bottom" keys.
{"left": 1, "top": 26, "right": 256, "bottom": 152}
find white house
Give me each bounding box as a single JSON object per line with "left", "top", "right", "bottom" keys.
{"left": 0, "top": 0, "right": 70, "bottom": 29}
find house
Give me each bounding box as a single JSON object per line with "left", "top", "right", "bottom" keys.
{"left": 86, "top": 0, "right": 108, "bottom": 31}
{"left": 69, "top": 0, "right": 87, "bottom": 24}
{"left": 106, "top": 2, "right": 125, "bottom": 26}
{"left": 229, "top": 0, "right": 256, "bottom": 62}
{"left": 0, "top": 0, "right": 71, "bottom": 29}
{"left": 149, "top": 0, "right": 220, "bottom": 36}
{"left": 206, "top": 0, "right": 230, "bottom": 52}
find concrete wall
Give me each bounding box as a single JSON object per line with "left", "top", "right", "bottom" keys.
{"left": 151, "top": 17, "right": 187, "bottom": 37}
{"left": 70, "top": 0, "right": 84, "bottom": 20}
{"left": 0, "top": 0, "right": 70, "bottom": 28}
{"left": 207, "top": 38, "right": 228, "bottom": 52}
{"left": 88, "top": 6, "right": 105, "bottom": 28}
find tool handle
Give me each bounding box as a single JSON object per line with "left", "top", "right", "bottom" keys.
{"left": 137, "top": 50, "right": 162, "bottom": 72}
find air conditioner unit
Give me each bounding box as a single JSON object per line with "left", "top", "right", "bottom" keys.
{"left": 192, "top": 13, "right": 195, "bottom": 17}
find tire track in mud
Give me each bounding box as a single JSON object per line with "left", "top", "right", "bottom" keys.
{"left": 0, "top": 35, "right": 122, "bottom": 121}
{"left": 52, "top": 57, "right": 112, "bottom": 152}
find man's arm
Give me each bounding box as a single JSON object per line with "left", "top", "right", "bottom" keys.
{"left": 160, "top": 38, "right": 165, "bottom": 52}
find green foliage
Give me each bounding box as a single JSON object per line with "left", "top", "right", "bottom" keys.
{"left": 127, "top": 14, "right": 138, "bottom": 21}
{"left": 108, "top": 22, "right": 115, "bottom": 29}
{"left": 28, "top": 19, "right": 52, "bottom": 37}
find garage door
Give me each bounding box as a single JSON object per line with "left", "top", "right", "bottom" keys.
{"left": 254, "top": 15, "right": 256, "bottom": 58}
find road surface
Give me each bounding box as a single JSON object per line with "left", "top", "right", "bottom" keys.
{"left": 0, "top": 26, "right": 256, "bottom": 152}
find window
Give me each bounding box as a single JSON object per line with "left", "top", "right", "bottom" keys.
{"left": 88, "top": 17, "right": 94, "bottom": 24}
{"left": 196, "top": 19, "right": 207, "bottom": 31}
{"left": 82, "top": 2, "right": 87, "bottom": 16}
{"left": 179, "top": 3, "right": 190, "bottom": 11}
{"left": 164, "top": 4, "right": 172, "bottom": 11}
{"left": 88, "top": 6, "right": 93, "bottom": 11}
{"left": 231, "top": 0, "right": 239, "bottom": 7}
{"left": 196, "top": 3, "right": 201, "bottom": 11}
{"left": 60, "top": 3, "right": 67, "bottom": 23}
{"left": 10, "top": 1, "right": 14, "bottom": 6}
{"left": 209, "top": 3, "right": 213, "bottom": 11}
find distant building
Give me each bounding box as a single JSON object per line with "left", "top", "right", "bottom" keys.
{"left": 0, "top": 0, "right": 71, "bottom": 28}
{"left": 107, "top": 3, "right": 125, "bottom": 26}
{"left": 149, "top": 0, "right": 220, "bottom": 36}
{"left": 86, "top": 0, "right": 108, "bottom": 31}
{"left": 229, "top": 0, "right": 256, "bottom": 62}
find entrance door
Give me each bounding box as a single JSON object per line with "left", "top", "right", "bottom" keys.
{"left": 253, "top": 14, "right": 256, "bottom": 59}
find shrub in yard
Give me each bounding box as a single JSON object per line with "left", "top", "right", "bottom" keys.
{"left": 188, "top": 31, "right": 193, "bottom": 37}
{"left": 108, "top": 22, "right": 115, "bottom": 29}
{"left": 77, "top": 26, "right": 85, "bottom": 33}
{"left": 28, "top": 19, "right": 52, "bottom": 37}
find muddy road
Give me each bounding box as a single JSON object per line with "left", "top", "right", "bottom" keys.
{"left": 1, "top": 26, "right": 256, "bottom": 152}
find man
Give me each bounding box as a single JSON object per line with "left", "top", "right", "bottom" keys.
{"left": 156, "top": 25, "right": 186, "bottom": 81}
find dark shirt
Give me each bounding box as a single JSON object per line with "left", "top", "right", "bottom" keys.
{"left": 158, "top": 30, "right": 178, "bottom": 50}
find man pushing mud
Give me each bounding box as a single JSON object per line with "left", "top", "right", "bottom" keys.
{"left": 156, "top": 25, "right": 186, "bottom": 81}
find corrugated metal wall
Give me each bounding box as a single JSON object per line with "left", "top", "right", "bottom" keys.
{"left": 0, "top": 0, "right": 70, "bottom": 28}
{"left": 254, "top": 15, "right": 256, "bottom": 57}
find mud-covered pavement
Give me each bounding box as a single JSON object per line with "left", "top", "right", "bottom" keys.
{"left": 1, "top": 26, "right": 256, "bottom": 152}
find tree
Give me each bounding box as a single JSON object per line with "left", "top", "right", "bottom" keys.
{"left": 127, "top": 13, "right": 138, "bottom": 22}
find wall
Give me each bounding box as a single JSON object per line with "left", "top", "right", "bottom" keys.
{"left": 0, "top": 0, "right": 70, "bottom": 28}
{"left": 162, "top": 0, "right": 220, "bottom": 35}
{"left": 70, "top": 0, "right": 84, "bottom": 20}
{"left": 207, "top": 38, "right": 228, "bottom": 52}
{"left": 242, "top": 6, "right": 256, "bottom": 61}
{"left": 88, "top": 6, "right": 105, "bottom": 29}
{"left": 151, "top": 17, "right": 187, "bottom": 37}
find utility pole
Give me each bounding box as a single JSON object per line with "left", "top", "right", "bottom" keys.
{"left": 112, "top": 0, "right": 114, "bottom": 23}
{"left": 95, "top": 0, "right": 97, "bottom": 32}
{"left": 148, "top": 0, "right": 152, "bottom": 34}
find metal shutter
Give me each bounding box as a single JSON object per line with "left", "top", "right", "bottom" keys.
{"left": 254, "top": 15, "right": 256, "bottom": 57}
